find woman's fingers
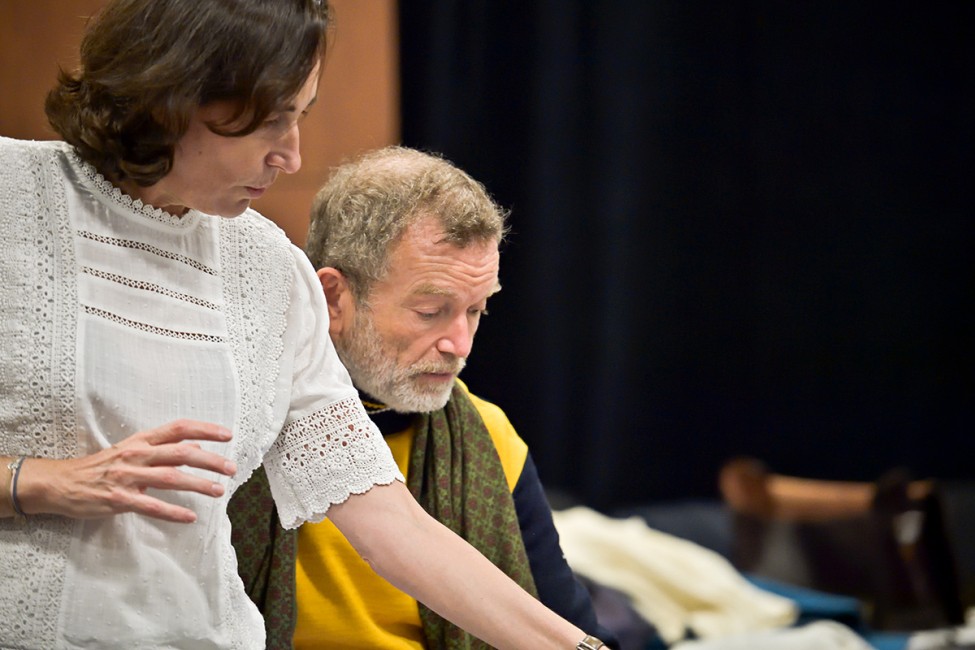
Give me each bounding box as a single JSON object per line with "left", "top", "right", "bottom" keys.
{"left": 115, "top": 441, "right": 236, "bottom": 478}
{"left": 108, "top": 489, "right": 201, "bottom": 524}
{"left": 18, "top": 420, "right": 237, "bottom": 521}
{"left": 130, "top": 464, "right": 227, "bottom": 498}
{"left": 113, "top": 420, "right": 237, "bottom": 477}
{"left": 140, "top": 419, "right": 233, "bottom": 448}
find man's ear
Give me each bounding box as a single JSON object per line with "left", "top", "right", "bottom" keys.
{"left": 316, "top": 267, "right": 355, "bottom": 336}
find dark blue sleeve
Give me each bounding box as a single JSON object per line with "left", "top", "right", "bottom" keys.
{"left": 514, "top": 453, "right": 620, "bottom": 648}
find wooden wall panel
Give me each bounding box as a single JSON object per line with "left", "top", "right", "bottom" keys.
{"left": 0, "top": 0, "right": 399, "bottom": 246}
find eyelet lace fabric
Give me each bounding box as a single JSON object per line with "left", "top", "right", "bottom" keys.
{"left": 81, "top": 266, "right": 220, "bottom": 310}
{"left": 78, "top": 231, "right": 217, "bottom": 273}
{"left": 265, "top": 395, "right": 404, "bottom": 529}
{"left": 215, "top": 212, "right": 293, "bottom": 648}
{"left": 218, "top": 213, "right": 402, "bottom": 530}
{"left": 0, "top": 138, "right": 78, "bottom": 646}
{"left": 1, "top": 138, "right": 402, "bottom": 649}
{"left": 71, "top": 149, "right": 198, "bottom": 228}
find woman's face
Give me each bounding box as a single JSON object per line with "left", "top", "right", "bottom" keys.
{"left": 135, "top": 62, "right": 321, "bottom": 217}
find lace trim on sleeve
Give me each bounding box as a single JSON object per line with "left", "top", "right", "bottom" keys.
{"left": 264, "top": 395, "right": 404, "bottom": 529}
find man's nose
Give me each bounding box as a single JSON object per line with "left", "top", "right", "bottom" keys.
{"left": 436, "top": 315, "right": 474, "bottom": 359}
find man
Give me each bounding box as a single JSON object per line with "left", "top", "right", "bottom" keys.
{"left": 230, "top": 146, "right": 614, "bottom": 649}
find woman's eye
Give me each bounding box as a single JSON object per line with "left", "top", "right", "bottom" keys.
{"left": 262, "top": 115, "right": 285, "bottom": 130}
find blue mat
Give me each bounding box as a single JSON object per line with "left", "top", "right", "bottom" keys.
{"left": 745, "top": 575, "right": 911, "bottom": 650}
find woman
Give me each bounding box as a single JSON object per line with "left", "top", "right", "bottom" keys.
{"left": 0, "top": 1, "right": 606, "bottom": 649}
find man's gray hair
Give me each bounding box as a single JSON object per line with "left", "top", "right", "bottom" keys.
{"left": 306, "top": 146, "right": 509, "bottom": 302}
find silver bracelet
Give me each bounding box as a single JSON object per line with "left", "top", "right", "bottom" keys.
{"left": 7, "top": 456, "right": 27, "bottom": 521}
{"left": 577, "top": 635, "right": 605, "bottom": 650}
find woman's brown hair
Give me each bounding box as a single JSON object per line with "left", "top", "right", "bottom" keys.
{"left": 45, "top": 0, "right": 331, "bottom": 186}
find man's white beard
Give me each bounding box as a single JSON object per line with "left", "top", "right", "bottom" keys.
{"left": 335, "top": 307, "right": 465, "bottom": 414}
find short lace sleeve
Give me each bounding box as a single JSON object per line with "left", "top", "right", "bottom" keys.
{"left": 262, "top": 250, "right": 403, "bottom": 528}
{"left": 264, "top": 396, "right": 402, "bottom": 528}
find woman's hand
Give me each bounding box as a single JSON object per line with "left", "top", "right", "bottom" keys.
{"left": 12, "top": 419, "right": 236, "bottom": 523}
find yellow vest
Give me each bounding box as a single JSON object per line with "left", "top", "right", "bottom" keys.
{"left": 293, "top": 383, "right": 528, "bottom": 649}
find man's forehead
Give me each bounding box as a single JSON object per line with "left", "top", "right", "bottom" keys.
{"left": 409, "top": 278, "right": 502, "bottom": 298}
{"left": 378, "top": 236, "right": 500, "bottom": 302}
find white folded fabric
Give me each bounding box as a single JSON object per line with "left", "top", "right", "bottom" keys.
{"left": 552, "top": 506, "right": 798, "bottom": 644}
{"left": 671, "top": 620, "right": 874, "bottom": 650}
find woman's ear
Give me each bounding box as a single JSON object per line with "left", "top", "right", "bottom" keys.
{"left": 316, "top": 267, "right": 354, "bottom": 336}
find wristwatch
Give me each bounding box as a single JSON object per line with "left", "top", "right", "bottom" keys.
{"left": 576, "top": 635, "right": 605, "bottom": 650}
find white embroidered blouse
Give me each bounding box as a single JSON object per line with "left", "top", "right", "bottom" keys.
{"left": 0, "top": 137, "right": 404, "bottom": 649}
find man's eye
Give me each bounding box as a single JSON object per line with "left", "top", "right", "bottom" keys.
{"left": 417, "top": 310, "right": 439, "bottom": 320}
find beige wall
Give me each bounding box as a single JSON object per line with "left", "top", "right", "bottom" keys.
{"left": 0, "top": 0, "right": 399, "bottom": 246}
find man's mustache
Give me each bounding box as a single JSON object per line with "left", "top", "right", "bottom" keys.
{"left": 410, "top": 356, "right": 466, "bottom": 376}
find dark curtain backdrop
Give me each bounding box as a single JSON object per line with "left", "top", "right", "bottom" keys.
{"left": 398, "top": 1, "right": 975, "bottom": 511}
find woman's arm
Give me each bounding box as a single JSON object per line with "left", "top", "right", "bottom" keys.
{"left": 1, "top": 419, "right": 236, "bottom": 522}
{"left": 328, "top": 480, "right": 594, "bottom": 650}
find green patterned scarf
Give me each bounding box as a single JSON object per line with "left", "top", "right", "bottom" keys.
{"left": 409, "top": 383, "right": 538, "bottom": 649}
{"left": 228, "top": 466, "right": 296, "bottom": 650}
{"left": 228, "top": 382, "right": 537, "bottom": 649}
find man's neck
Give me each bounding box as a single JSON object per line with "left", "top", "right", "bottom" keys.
{"left": 356, "top": 387, "right": 417, "bottom": 435}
